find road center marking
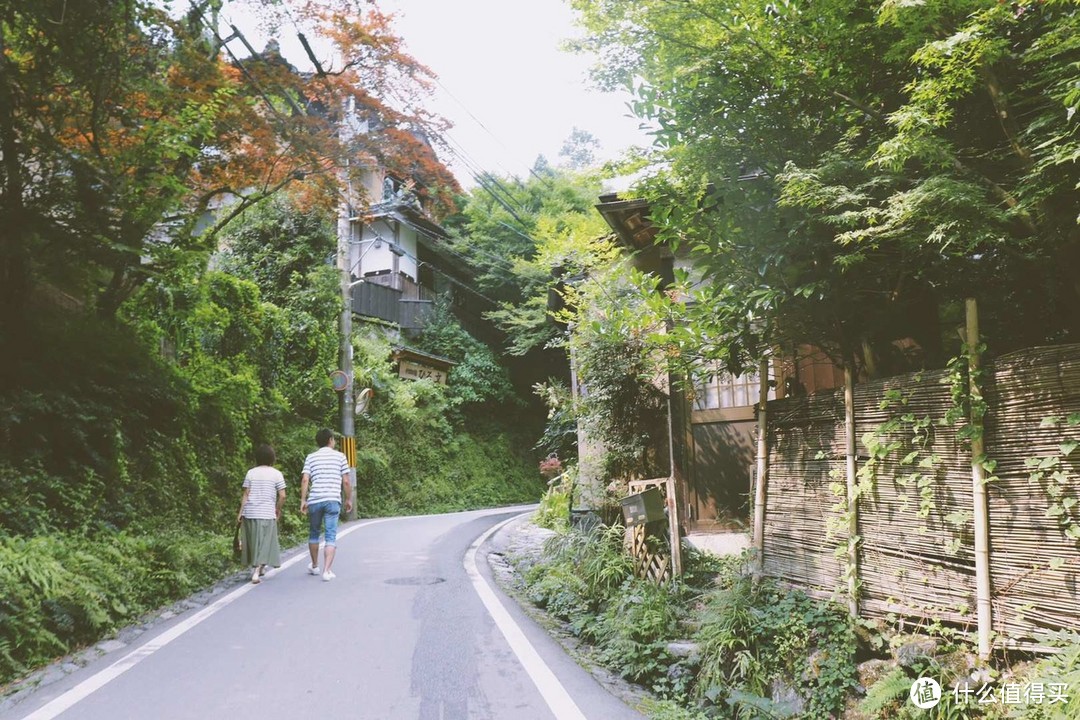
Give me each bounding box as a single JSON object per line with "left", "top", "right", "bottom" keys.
{"left": 464, "top": 514, "right": 588, "bottom": 720}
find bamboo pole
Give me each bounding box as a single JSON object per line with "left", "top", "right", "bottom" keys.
{"left": 665, "top": 385, "right": 683, "bottom": 578}
{"left": 753, "top": 357, "right": 769, "bottom": 580}
{"left": 844, "top": 362, "right": 860, "bottom": 617}
{"left": 967, "top": 297, "right": 993, "bottom": 660}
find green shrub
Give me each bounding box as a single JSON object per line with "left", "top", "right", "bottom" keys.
{"left": 695, "top": 581, "right": 858, "bottom": 718}
{"left": 0, "top": 530, "right": 232, "bottom": 685}
{"left": 534, "top": 469, "right": 573, "bottom": 531}
{"left": 595, "top": 579, "right": 681, "bottom": 688}
{"left": 522, "top": 523, "right": 861, "bottom": 718}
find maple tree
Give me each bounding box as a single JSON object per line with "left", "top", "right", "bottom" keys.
{"left": 0, "top": 0, "right": 459, "bottom": 320}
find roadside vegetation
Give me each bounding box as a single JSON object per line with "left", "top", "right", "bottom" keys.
{"left": 526, "top": 486, "right": 1080, "bottom": 719}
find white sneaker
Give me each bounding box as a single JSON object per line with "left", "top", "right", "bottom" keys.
{"left": 307, "top": 562, "right": 320, "bottom": 575}
{"left": 321, "top": 570, "right": 336, "bottom": 582}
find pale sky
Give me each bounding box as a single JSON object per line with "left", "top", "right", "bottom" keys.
{"left": 221, "top": 0, "right": 652, "bottom": 186}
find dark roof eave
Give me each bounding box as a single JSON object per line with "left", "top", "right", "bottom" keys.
{"left": 369, "top": 202, "right": 449, "bottom": 241}
{"left": 392, "top": 345, "right": 456, "bottom": 369}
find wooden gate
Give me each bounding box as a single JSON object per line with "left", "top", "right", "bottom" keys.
{"left": 626, "top": 477, "right": 681, "bottom": 584}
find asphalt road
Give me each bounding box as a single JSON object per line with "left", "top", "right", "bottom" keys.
{"left": 3, "top": 507, "right": 645, "bottom": 720}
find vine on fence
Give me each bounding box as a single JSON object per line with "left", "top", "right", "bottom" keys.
{"left": 1025, "top": 413, "right": 1080, "bottom": 551}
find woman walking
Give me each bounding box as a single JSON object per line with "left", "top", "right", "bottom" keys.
{"left": 237, "top": 443, "right": 286, "bottom": 584}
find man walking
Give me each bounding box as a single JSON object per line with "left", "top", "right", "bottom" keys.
{"left": 300, "top": 428, "right": 353, "bottom": 582}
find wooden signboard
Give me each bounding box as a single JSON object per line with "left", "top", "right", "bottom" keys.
{"left": 398, "top": 359, "right": 447, "bottom": 384}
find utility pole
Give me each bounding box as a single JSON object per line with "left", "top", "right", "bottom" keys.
{"left": 338, "top": 172, "right": 358, "bottom": 521}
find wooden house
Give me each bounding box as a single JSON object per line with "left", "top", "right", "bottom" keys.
{"left": 343, "top": 170, "right": 485, "bottom": 342}
{"left": 593, "top": 192, "right": 845, "bottom": 541}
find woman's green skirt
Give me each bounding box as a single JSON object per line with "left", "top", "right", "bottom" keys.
{"left": 241, "top": 518, "right": 281, "bottom": 567}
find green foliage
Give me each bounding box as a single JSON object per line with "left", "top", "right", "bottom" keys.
{"left": 445, "top": 165, "right": 617, "bottom": 369}
{"left": 216, "top": 200, "right": 341, "bottom": 418}
{"left": 569, "top": 0, "right": 1080, "bottom": 383}
{"left": 412, "top": 298, "right": 517, "bottom": 414}
{"left": 525, "top": 524, "right": 634, "bottom": 623}
{"left": 351, "top": 327, "right": 543, "bottom": 517}
{"left": 522, "top": 524, "right": 859, "bottom": 717}
{"left": 857, "top": 633, "right": 1080, "bottom": 719}
{"left": 860, "top": 656, "right": 974, "bottom": 720}
{"left": 0, "top": 190, "right": 541, "bottom": 685}
{"left": 0, "top": 531, "right": 230, "bottom": 685}
{"left": 0, "top": 305, "right": 225, "bottom": 533}
{"left": 532, "top": 378, "right": 579, "bottom": 461}
{"left": 859, "top": 667, "right": 914, "bottom": 716}
{"left": 595, "top": 579, "right": 681, "bottom": 689}
{"left": 217, "top": 199, "right": 337, "bottom": 308}
{"left": 534, "top": 469, "right": 573, "bottom": 531}
{"left": 638, "top": 698, "right": 711, "bottom": 720}
{"left": 567, "top": 266, "right": 672, "bottom": 479}
{"left": 695, "top": 580, "right": 859, "bottom": 718}
{"left": 1007, "top": 633, "right": 1080, "bottom": 719}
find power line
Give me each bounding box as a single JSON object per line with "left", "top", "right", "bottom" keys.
{"left": 222, "top": 11, "right": 543, "bottom": 289}
{"left": 187, "top": 2, "right": 303, "bottom": 123}
{"left": 378, "top": 83, "right": 542, "bottom": 234}
{"left": 361, "top": 222, "right": 499, "bottom": 307}
{"left": 431, "top": 76, "right": 556, "bottom": 191}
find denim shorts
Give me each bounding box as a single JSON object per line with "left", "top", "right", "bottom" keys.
{"left": 307, "top": 501, "right": 341, "bottom": 546}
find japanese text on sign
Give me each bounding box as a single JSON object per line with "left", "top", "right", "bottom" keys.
{"left": 398, "top": 360, "right": 447, "bottom": 385}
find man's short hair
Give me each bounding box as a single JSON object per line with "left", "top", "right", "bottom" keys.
{"left": 315, "top": 428, "right": 335, "bottom": 448}
{"left": 254, "top": 443, "right": 276, "bottom": 466}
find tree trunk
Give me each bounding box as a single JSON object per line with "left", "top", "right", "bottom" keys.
{"left": 0, "top": 31, "right": 31, "bottom": 322}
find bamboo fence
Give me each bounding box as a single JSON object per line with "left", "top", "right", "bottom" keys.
{"left": 761, "top": 344, "right": 1080, "bottom": 650}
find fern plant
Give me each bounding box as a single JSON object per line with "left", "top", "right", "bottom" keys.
{"left": 860, "top": 667, "right": 914, "bottom": 717}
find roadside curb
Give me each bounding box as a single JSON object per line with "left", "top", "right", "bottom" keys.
{"left": 485, "top": 513, "right": 653, "bottom": 715}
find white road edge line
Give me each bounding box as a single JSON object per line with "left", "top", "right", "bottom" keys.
{"left": 464, "top": 513, "right": 588, "bottom": 720}
{"left": 18, "top": 518, "right": 394, "bottom": 720}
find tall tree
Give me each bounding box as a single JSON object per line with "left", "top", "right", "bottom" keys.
{"left": 559, "top": 127, "right": 601, "bottom": 170}
{"left": 447, "top": 168, "right": 613, "bottom": 354}
{"left": 570, "top": 0, "right": 1080, "bottom": 371}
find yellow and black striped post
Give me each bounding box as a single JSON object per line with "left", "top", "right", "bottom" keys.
{"left": 340, "top": 435, "right": 356, "bottom": 469}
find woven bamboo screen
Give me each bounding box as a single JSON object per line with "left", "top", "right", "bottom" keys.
{"left": 761, "top": 344, "right": 1080, "bottom": 649}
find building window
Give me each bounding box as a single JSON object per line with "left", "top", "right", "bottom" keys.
{"left": 693, "top": 363, "right": 775, "bottom": 410}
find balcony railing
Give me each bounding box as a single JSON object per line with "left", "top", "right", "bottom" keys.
{"left": 352, "top": 280, "right": 434, "bottom": 330}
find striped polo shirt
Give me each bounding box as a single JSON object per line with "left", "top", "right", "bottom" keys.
{"left": 302, "top": 446, "right": 349, "bottom": 504}
{"left": 241, "top": 466, "right": 286, "bottom": 520}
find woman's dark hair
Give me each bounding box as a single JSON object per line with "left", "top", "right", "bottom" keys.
{"left": 254, "top": 444, "right": 276, "bottom": 466}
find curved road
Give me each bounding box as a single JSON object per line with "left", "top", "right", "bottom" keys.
{"left": 4, "top": 507, "right": 644, "bottom": 720}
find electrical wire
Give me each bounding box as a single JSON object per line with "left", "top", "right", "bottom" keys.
{"left": 359, "top": 221, "right": 500, "bottom": 307}
{"left": 206, "top": 4, "right": 543, "bottom": 301}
